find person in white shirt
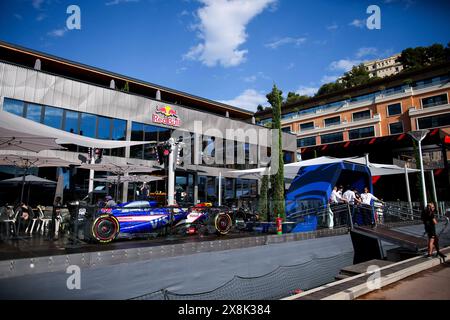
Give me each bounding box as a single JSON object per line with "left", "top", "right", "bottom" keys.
{"left": 342, "top": 188, "right": 357, "bottom": 205}
{"left": 342, "top": 186, "right": 361, "bottom": 225}
{"left": 328, "top": 186, "right": 348, "bottom": 229}
{"left": 360, "top": 187, "right": 379, "bottom": 205}
{"left": 360, "top": 187, "right": 381, "bottom": 225}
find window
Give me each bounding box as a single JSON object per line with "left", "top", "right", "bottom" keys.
{"left": 389, "top": 122, "right": 404, "bottom": 135}
{"left": 112, "top": 119, "right": 126, "bottom": 141}
{"left": 297, "top": 136, "right": 316, "bottom": 147}
{"left": 283, "top": 151, "right": 294, "bottom": 164}
{"left": 43, "top": 106, "right": 63, "bottom": 129}
{"left": 3, "top": 98, "right": 24, "bottom": 116}
{"left": 130, "top": 122, "right": 144, "bottom": 159}
{"left": 352, "top": 110, "right": 371, "bottom": 121}
{"left": 64, "top": 110, "right": 79, "bottom": 134}
{"left": 97, "top": 116, "right": 111, "bottom": 140}
{"left": 25, "top": 103, "right": 42, "bottom": 122}
{"left": 349, "top": 126, "right": 375, "bottom": 140}
{"left": 324, "top": 116, "right": 340, "bottom": 127}
{"left": 300, "top": 122, "right": 314, "bottom": 131}
{"left": 281, "top": 127, "right": 291, "bottom": 133}
{"left": 422, "top": 94, "right": 448, "bottom": 109}
{"left": 80, "top": 113, "right": 96, "bottom": 138}
{"left": 143, "top": 124, "right": 159, "bottom": 160}
{"left": 418, "top": 113, "right": 450, "bottom": 129}
{"left": 321, "top": 132, "right": 343, "bottom": 144}
{"left": 387, "top": 103, "right": 402, "bottom": 116}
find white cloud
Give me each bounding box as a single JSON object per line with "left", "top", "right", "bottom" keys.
{"left": 321, "top": 75, "right": 339, "bottom": 83}
{"left": 327, "top": 23, "right": 338, "bottom": 30}
{"left": 47, "top": 27, "right": 68, "bottom": 37}
{"left": 243, "top": 71, "right": 270, "bottom": 82}
{"left": 265, "top": 37, "right": 306, "bottom": 49}
{"left": 105, "top": 0, "right": 139, "bottom": 6}
{"left": 14, "top": 14, "right": 23, "bottom": 20}
{"left": 176, "top": 67, "right": 188, "bottom": 74}
{"left": 32, "top": 0, "right": 44, "bottom": 9}
{"left": 349, "top": 19, "right": 365, "bottom": 28}
{"left": 243, "top": 75, "right": 257, "bottom": 83}
{"left": 296, "top": 86, "right": 318, "bottom": 96}
{"left": 286, "top": 62, "right": 295, "bottom": 70}
{"left": 356, "top": 47, "right": 379, "bottom": 58}
{"left": 184, "top": 0, "right": 276, "bottom": 67}
{"left": 36, "top": 13, "right": 47, "bottom": 21}
{"left": 219, "top": 89, "right": 267, "bottom": 111}
{"left": 329, "top": 59, "right": 362, "bottom": 72}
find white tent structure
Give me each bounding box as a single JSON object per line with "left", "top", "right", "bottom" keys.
{"left": 0, "top": 111, "right": 149, "bottom": 149}
{"left": 0, "top": 153, "right": 77, "bottom": 203}
{"left": 79, "top": 162, "right": 156, "bottom": 201}
{"left": 230, "top": 156, "right": 423, "bottom": 209}
{"left": 0, "top": 127, "right": 64, "bottom": 152}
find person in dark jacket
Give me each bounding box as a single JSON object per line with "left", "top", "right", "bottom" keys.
{"left": 422, "top": 202, "right": 446, "bottom": 261}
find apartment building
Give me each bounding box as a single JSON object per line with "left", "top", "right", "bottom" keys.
{"left": 256, "top": 62, "right": 450, "bottom": 200}
{"left": 364, "top": 53, "right": 404, "bottom": 78}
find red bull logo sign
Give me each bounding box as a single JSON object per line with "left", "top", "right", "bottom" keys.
{"left": 152, "top": 105, "right": 181, "bottom": 127}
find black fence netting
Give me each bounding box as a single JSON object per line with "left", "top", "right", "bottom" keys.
{"left": 130, "top": 251, "right": 354, "bottom": 300}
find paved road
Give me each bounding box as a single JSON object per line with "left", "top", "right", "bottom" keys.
{"left": 358, "top": 263, "right": 450, "bottom": 300}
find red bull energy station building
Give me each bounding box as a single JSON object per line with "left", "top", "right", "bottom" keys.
{"left": 0, "top": 41, "right": 296, "bottom": 207}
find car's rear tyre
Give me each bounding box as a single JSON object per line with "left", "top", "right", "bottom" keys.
{"left": 92, "top": 215, "right": 120, "bottom": 243}
{"left": 214, "top": 213, "right": 232, "bottom": 235}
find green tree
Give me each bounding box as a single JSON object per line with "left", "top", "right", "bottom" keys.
{"left": 266, "top": 85, "right": 286, "bottom": 220}
{"left": 341, "top": 64, "right": 371, "bottom": 88}
{"left": 400, "top": 43, "right": 450, "bottom": 71}
{"left": 256, "top": 104, "right": 264, "bottom": 112}
{"left": 122, "top": 81, "right": 130, "bottom": 93}
{"left": 258, "top": 174, "right": 269, "bottom": 221}
{"left": 283, "top": 92, "right": 309, "bottom": 106}
{"left": 316, "top": 81, "right": 345, "bottom": 96}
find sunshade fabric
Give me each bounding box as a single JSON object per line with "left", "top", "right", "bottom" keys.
{"left": 0, "top": 111, "right": 149, "bottom": 149}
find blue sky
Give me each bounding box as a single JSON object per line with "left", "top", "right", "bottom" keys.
{"left": 1, "top": 0, "right": 449, "bottom": 111}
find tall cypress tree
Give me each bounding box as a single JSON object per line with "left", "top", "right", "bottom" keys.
{"left": 258, "top": 174, "right": 269, "bottom": 221}
{"left": 266, "top": 85, "right": 286, "bottom": 220}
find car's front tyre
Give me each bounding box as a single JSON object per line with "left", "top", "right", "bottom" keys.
{"left": 92, "top": 214, "right": 120, "bottom": 243}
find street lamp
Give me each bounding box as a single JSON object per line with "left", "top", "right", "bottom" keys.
{"left": 408, "top": 129, "right": 429, "bottom": 208}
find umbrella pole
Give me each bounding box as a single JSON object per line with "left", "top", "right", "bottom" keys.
{"left": 27, "top": 183, "right": 31, "bottom": 204}
{"left": 20, "top": 170, "right": 27, "bottom": 204}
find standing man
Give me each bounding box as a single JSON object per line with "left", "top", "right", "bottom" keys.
{"left": 360, "top": 187, "right": 381, "bottom": 225}
{"left": 328, "top": 186, "right": 346, "bottom": 228}
{"left": 343, "top": 186, "right": 361, "bottom": 225}
{"left": 422, "top": 202, "right": 446, "bottom": 261}
{"left": 48, "top": 196, "right": 62, "bottom": 240}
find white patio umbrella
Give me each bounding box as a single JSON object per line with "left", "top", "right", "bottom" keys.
{"left": 0, "top": 174, "right": 56, "bottom": 203}
{"left": 79, "top": 162, "right": 156, "bottom": 200}
{"left": 0, "top": 153, "right": 77, "bottom": 203}
{"left": 0, "top": 127, "right": 64, "bottom": 152}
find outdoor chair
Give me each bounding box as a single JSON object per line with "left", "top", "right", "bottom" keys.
{"left": 35, "top": 206, "right": 52, "bottom": 235}
{"left": 26, "top": 205, "right": 45, "bottom": 234}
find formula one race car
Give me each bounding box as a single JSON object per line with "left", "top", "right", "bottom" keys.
{"left": 90, "top": 201, "right": 233, "bottom": 243}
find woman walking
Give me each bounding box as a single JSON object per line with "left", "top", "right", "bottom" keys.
{"left": 422, "top": 202, "right": 446, "bottom": 261}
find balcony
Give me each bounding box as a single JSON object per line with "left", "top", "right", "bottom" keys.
{"left": 409, "top": 103, "right": 450, "bottom": 118}
{"left": 295, "top": 114, "right": 381, "bottom": 138}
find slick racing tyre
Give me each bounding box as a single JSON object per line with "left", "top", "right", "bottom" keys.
{"left": 92, "top": 214, "right": 120, "bottom": 243}
{"left": 214, "top": 213, "right": 232, "bottom": 235}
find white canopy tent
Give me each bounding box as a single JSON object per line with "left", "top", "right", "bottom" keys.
{"left": 0, "top": 153, "right": 77, "bottom": 203}
{"left": 230, "top": 156, "right": 423, "bottom": 209}
{"left": 0, "top": 127, "right": 64, "bottom": 152}
{"left": 0, "top": 110, "right": 149, "bottom": 149}
{"left": 79, "top": 162, "right": 157, "bottom": 201}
